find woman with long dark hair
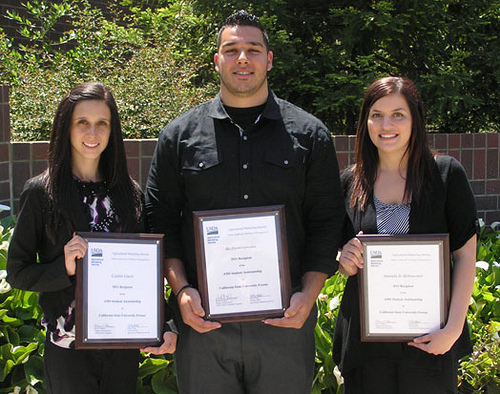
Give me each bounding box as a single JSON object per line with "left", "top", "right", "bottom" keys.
{"left": 333, "top": 77, "right": 477, "bottom": 393}
{"left": 7, "top": 82, "right": 176, "bottom": 393}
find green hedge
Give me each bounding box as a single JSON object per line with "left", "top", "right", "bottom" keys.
{"left": 1, "top": 212, "right": 499, "bottom": 393}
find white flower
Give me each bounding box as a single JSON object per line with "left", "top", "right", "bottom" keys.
{"left": 329, "top": 296, "right": 340, "bottom": 311}
{"left": 0, "top": 270, "right": 6, "bottom": 280}
{"left": 491, "top": 221, "right": 500, "bottom": 231}
{"left": 25, "top": 386, "right": 38, "bottom": 394}
{"left": 318, "top": 293, "right": 328, "bottom": 302}
{"left": 0, "top": 277, "right": 11, "bottom": 293}
{"left": 478, "top": 218, "right": 485, "bottom": 228}
{"left": 475, "top": 261, "right": 490, "bottom": 270}
{"left": 334, "top": 365, "right": 344, "bottom": 386}
{"left": 13, "top": 387, "right": 21, "bottom": 394}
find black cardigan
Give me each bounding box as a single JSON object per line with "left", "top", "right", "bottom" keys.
{"left": 332, "top": 155, "right": 478, "bottom": 374}
{"left": 7, "top": 174, "right": 145, "bottom": 323}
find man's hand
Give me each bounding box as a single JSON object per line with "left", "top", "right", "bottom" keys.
{"left": 141, "top": 331, "right": 178, "bottom": 355}
{"left": 262, "top": 291, "right": 313, "bottom": 329}
{"left": 178, "top": 287, "right": 221, "bottom": 333}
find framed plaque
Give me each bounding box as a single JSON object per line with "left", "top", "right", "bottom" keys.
{"left": 358, "top": 234, "right": 450, "bottom": 342}
{"left": 193, "top": 205, "right": 291, "bottom": 323}
{"left": 75, "top": 232, "right": 164, "bottom": 349}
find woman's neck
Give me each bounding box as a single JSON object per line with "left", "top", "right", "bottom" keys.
{"left": 375, "top": 152, "right": 409, "bottom": 204}
{"left": 72, "top": 163, "right": 101, "bottom": 182}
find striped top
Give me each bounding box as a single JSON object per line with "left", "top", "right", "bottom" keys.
{"left": 374, "top": 196, "right": 411, "bottom": 234}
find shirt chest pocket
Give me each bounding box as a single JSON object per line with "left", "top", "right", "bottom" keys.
{"left": 180, "top": 149, "right": 225, "bottom": 203}
{"left": 259, "top": 146, "right": 308, "bottom": 196}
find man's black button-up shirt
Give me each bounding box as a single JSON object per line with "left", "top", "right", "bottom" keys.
{"left": 146, "top": 90, "right": 345, "bottom": 289}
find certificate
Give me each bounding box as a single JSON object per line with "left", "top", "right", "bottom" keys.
{"left": 193, "top": 206, "right": 291, "bottom": 322}
{"left": 75, "top": 233, "right": 164, "bottom": 349}
{"left": 358, "top": 234, "right": 450, "bottom": 342}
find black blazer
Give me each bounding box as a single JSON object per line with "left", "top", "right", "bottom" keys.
{"left": 7, "top": 174, "right": 145, "bottom": 323}
{"left": 332, "top": 155, "right": 478, "bottom": 373}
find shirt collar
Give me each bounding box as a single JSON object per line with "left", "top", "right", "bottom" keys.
{"left": 208, "top": 88, "right": 282, "bottom": 121}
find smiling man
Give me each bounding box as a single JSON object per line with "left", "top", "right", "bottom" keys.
{"left": 146, "top": 10, "right": 345, "bottom": 393}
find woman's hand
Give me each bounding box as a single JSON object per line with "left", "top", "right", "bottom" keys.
{"left": 338, "top": 232, "right": 364, "bottom": 276}
{"left": 141, "top": 331, "right": 178, "bottom": 355}
{"left": 408, "top": 325, "right": 461, "bottom": 355}
{"left": 63, "top": 233, "right": 87, "bottom": 276}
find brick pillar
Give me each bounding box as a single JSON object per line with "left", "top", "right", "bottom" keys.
{"left": 0, "top": 85, "right": 11, "bottom": 218}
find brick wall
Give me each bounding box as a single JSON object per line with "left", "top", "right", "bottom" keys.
{"left": 1, "top": 85, "right": 499, "bottom": 223}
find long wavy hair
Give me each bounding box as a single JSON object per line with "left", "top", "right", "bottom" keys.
{"left": 44, "top": 82, "right": 142, "bottom": 239}
{"left": 349, "top": 76, "right": 434, "bottom": 210}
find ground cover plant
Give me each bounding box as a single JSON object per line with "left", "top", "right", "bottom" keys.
{"left": 1, "top": 209, "right": 498, "bottom": 393}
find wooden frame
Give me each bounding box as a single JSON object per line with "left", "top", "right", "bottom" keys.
{"left": 193, "top": 205, "right": 291, "bottom": 323}
{"left": 357, "top": 234, "right": 450, "bottom": 342}
{"left": 75, "top": 232, "right": 164, "bottom": 349}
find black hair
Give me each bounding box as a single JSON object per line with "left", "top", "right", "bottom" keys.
{"left": 217, "top": 10, "right": 269, "bottom": 51}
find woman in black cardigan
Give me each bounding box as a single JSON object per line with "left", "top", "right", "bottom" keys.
{"left": 333, "top": 77, "right": 477, "bottom": 393}
{"left": 7, "top": 82, "right": 176, "bottom": 393}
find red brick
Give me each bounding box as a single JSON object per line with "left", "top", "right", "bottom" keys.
{"left": 127, "top": 158, "right": 139, "bottom": 182}
{"left": 141, "top": 139, "right": 158, "bottom": 157}
{"left": 349, "top": 136, "right": 356, "bottom": 151}
{"left": 124, "top": 140, "right": 140, "bottom": 158}
{"left": 0, "top": 181, "right": 9, "bottom": 200}
{"left": 141, "top": 157, "right": 153, "bottom": 189}
{"left": 470, "top": 180, "right": 485, "bottom": 195}
{"left": 434, "top": 134, "right": 447, "bottom": 150}
{"left": 448, "top": 134, "right": 461, "bottom": 149}
{"left": 0, "top": 162, "right": 8, "bottom": 180}
{"left": 337, "top": 152, "right": 348, "bottom": 172}
{"left": 12, "top": 142, "right": 30, "bottom": 161}
{"left": 474, "top": 150, "right": 486, "bottom": 179}
{"left": 0, "top": 143, "right": 9, "bottom": 162}
{"left": 486, "top": 180, "right": 500, "bottom": 194}
{"left": 487, "top": 133, "right": 499, "bottom": 148}
{"left": 486, "top": 149, "right": 499, "bottom": 179}
{"left": 484, "top": 210, "right": 500, "bottom": 224}
{"left": 460, "top": 149, "right": 473, "bottom": 179}
{"left": 33, "top": 160, "right": 47, "bottom": 175}
{"left": 474, "top": 133, "right": 486, "bottom": 149}
{"left": 0, "top": 105, "right": 10, "bottom": 143}
{"left": 476, "top": 196, "right": 497, "bottom": 211}
{"left": 12, "top": 161, "right": 30, "bottom": 197}
{"left": 461, "top": 134, "right": 473, "bottom": 149}
{"left": 33, "top": 142, "right": 49, "bottom": 160}
{"left": 333, "top": 136, "right": 349, "bottom": 152}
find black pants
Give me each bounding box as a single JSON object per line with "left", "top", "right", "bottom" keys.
{"left": 343, "top": 356, "right": 459, "bottom": 394}
{"left": 174, "top": 304, "right": 318, "bottom": 394}
{"left": 43, "top": 338, "right": 139, "bottom": 394}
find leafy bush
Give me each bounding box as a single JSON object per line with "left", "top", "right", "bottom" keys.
{"left": 2, "top": 0, "right": 217, "bottom": 141}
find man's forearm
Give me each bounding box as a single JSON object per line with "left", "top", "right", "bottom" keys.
{"left": 165, "top": 257, "right": 189, "bottom": 295}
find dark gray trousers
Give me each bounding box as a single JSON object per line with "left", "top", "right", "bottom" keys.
{"left": 343, "top": 355, "right": 459, "bottom": 394}
{"left": 43, "top": 338, "right": 139, "bottom": 394}
{"left": 174, "top": 304, "right": 318, "bottom": 394}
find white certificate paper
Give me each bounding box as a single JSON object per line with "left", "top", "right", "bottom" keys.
{"left": 85, "top": 241, "right": 158, "bottom": 340}
{"left": 202, "top": 215, "right": 283, "bottom": 315}
{"left": 359, "top": 234, "right": 449, "bottom": 341}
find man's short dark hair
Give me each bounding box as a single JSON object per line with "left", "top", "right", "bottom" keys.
{"left": 217, "top": 10, "right": 270, "bottom": 52}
